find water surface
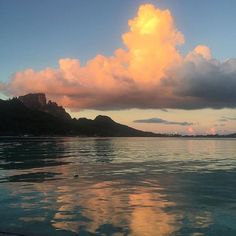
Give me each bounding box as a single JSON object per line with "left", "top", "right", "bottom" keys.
{"left": 0, "top": 137, "right": 236, "bottom": 236}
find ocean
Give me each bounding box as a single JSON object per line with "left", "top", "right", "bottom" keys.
{"left": 0, "top": 137, "right": 236, "bottom": 236}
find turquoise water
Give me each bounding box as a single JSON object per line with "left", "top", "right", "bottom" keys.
{"left": 0, "top": 137, "right": 236, "bottom": 236}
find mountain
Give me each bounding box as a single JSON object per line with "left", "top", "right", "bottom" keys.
{"left": 0, "top": 94, "right": 160, "bottom": 137}
{"left": 19, "top": 93, "right": 71, "bottom": 120}
{"left": 0, "top": 98, "right": 71, "bottom": 135}
{"left": 227, "top": 133, "right": 236, "bottom": 138}
{"left": 74, "top": 115, "right": 159, "bottom": 137}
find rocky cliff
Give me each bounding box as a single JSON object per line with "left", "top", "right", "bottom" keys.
{"left": 18, "top": 93, "right": 71, "bottom": 120}
{"left": 19, "top": 93, "right": 46, "bottom": 109}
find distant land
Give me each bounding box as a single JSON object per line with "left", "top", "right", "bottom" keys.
{"left": 0, "top": 93, "right": 160, "bottom": 137}
{"left": 0, "top": 93, "right": 235, "bottom": 138}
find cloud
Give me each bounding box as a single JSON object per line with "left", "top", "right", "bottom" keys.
{"left": 187, "top": 127, "right": 195, "bottom": 134}
{"left": 187, "top": 45, "right": 212, "bottom": 61}
{"left": 160, "top": 108, "right": 169, "bottom": 112}
{"left": 133, "top": 117, "right": 193, "bottom": 126}
{"left": 3, "top": 4, "right": 236, "bottom": 110}
{"left": 0, "top": 82, "right": 5, "bottom": 91}
{"left": 207, "top": 127, "right": 217, "bottom": 135}
{"left": 165, "top": 58, "right": 236, "bottom": 109}
{"left": 215, "top": 123, "right": 225, "bottom": 127}
{"left": 218, "top": 116, "right": 236, "bottom": 122}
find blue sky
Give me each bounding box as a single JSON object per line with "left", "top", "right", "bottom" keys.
{"left": 1, "top": 0, "right": 236, "bottom": 81}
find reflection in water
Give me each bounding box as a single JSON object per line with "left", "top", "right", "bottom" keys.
{"left": 51, "top": 180, "right": 180, "bottom": 235}
{"left": 129, "top": 192, "right": 178, "bottom": 236}
{"left": 0, "top": 137, "right": 236, "bottom": 235}
{"left": 0, "top": 138, "right": 70, "bottom": 170}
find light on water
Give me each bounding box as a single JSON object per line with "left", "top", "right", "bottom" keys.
{"left": 0, "top": 137, "right": 236, "bottom": 236}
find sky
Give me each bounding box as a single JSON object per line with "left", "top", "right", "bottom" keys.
{"left": 0, "top": 0, "right": 236, "bottom": 134}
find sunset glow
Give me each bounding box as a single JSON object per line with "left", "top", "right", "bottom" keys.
{"left": 1, "top": 2, "right": 236, "bottom": 134}
{"left": 1, "top": 2, "right": 236, "bottom": 236}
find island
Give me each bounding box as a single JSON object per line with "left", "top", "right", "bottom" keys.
{"left": 0, "top": 93, "right": 162, "bottom": 136}
{"left": 0, "top": 93, "right": 235, "bottom": 138}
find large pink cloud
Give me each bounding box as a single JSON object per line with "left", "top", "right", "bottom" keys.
{"left": 4, "top": 4, "right": 236, "bottom": 110}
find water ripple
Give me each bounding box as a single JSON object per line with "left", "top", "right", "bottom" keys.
{"left": 0, "top": 137, "right": 235, "bottom": 235}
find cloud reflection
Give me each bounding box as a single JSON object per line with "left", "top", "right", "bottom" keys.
{"left": 50, "top": 179, "right": 180, "bottom": 235}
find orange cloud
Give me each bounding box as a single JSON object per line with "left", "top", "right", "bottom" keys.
{"left": 207, "top": 127, "right": 217, "bottom": 135}
{"left": 122, "top": 4, "right": 184, "bottom": 84}
{"left": 194, "top": 45, "right": 212, "bottom": 60}
{"left": 187, "top": 127, "right": 195, "bottom": 135}
{"left": 4, "top": 4, "right": 236, "bottom": 110}
{"left": 186, "top": 45, "right": 212, "bottom": 63}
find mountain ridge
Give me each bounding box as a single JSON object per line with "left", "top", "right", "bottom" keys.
{"left": 0, "top": 94, "right": 161, "bottom": 137}
{"left": 0, "top": 94, "right": 235, "bottom": 137}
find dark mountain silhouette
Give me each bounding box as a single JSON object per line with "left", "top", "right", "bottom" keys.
{"left": 0, "top": 94, "right": 235, "bottom": 137}
{"left": 0, "top": 94, "right": 161, "bottom": 136}
{"left": 19, "top": 93, "right": 71, "bottom": 120}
